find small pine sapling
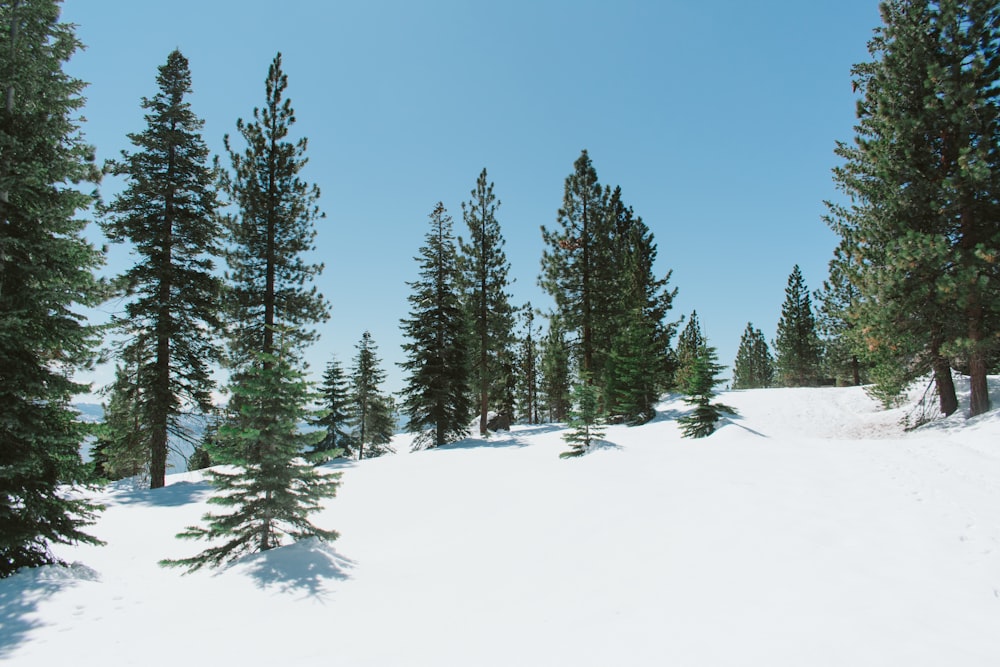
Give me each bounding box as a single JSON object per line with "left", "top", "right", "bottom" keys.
{"left": 160, "top": 348, "right": 341, "bottom": 572}
{"left": 677, "top": 344, "right": 737, "bottom": 439}
{"left": 560, "top": 375, "right": 606, "bottom": 458}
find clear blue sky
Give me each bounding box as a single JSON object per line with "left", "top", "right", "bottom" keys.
{"left": 61, "top": 0, "right": 884, "bottom": 396}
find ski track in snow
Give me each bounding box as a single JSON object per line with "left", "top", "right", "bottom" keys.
{"left": 2, "top": 382, "right": 999, "bottom": 666}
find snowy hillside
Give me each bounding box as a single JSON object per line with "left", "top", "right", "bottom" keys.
{"left": 4, "top": 383, "right": 1000, "bottom": 666}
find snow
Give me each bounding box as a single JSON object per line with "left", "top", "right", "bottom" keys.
{"left": 3, "top": 382, "right": 1000, "bottom": 666}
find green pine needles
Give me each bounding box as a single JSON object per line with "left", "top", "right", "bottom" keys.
{"left": 677, "top": 344, "right": 737, "bottom": 439}
{"left": 0, "top": 0, "right": 106, "bottom": 577}
{"left": 400, "top": 202, "right": 472, "bottom": 449}
{"left": 560, "top": 375, "right": 606, "bottom": 458}
{"left": 161, "top": 348, "right": 341, "bottom": 573}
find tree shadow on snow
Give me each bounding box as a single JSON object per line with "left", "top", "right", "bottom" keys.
{"left": 0, "top": 563, "right": 100, "bottom": 659}
{"left": 105, "top": 480, "right": 214, "bottom": 508}
{"left": 590, "top": 438, "right": 623, "bottom": 453}
{"left": 438, "top": 423, "right": 565, "bottom": 451}
{"left": 650, "top": 406, "right": 687, "bottom": 423}
{"left": 722, "top": 418, "right": 769, "bottom": 438}
{"left": 238, "top": 538, "right": 354, "bottom": 600}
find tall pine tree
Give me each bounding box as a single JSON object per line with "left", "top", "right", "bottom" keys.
{"left": 815, "top": 243, "right": 866, "bottom": 386}
{"left": 168, "top": 53, "right": 335, "bottom": 570}
{"left": 540, "top": 150, "right": 608, "bottom": 379}
{"left": 222, "top": 52, "right": 328, "bottom": 369}
{"left": 350, "top": 331, "right": 395, "bottom": 459}
{"left": 400, "top": 202, "right": 471, "bottom": 449}
{"left": 92, "top": 354, "right": 150, "bottom": 484}
{"left": 100, "top": 50, "right": 224, "bottom": 489}
{"left": 516, "top": 304, "right": 542, "bottom": 425}
{"left": 774, "top": 266, "right": 823, "bottom": 387}
{"left": 732, "top": 322, "right": 775, "bottom": 390}
{"left": 458, "top": 168, "right": 515, "bottom": 435}
{"left": 828, "top": 0, "right": 1000, "bottom": 415}
{"left": 540, "top": 315, "right": 572, "bottom": 422}
{"left": 602, "top": 190, "right": 678, "bottom": 421}
{"left": 0, "top": 0, "right": 105, "bottom": 577}
{"left": 309, "top": 356, "right": 354, "bottom": 461}
{"left": 675, "top": 311, "right": 706, "bottom": 391}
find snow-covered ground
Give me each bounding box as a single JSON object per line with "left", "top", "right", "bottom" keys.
{"left": 3, "top": 381, "right": 999, "bottom": 666}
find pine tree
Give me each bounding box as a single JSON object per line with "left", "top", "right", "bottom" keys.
{"left": 458, "top": 168, "right": 516, "bottom": 435}
{"left": 602, "top": 193, "right": 678, "bottom": 421}
{"left": 815, "top": 243, "right": 866, "bottom": 386}
{"left": 0, "top": 0, "right": 105, "bottom": 577}
{"left": 222, "top": 52, "right": 328, "bottom": 369}
{"left": 605, "top": 316, "right": 662, "bottom": 423}
{"left": 828, "top": 0, "right": 1000, "bottom": 416}
{"left": 732, "top": 323, "right": 775, "bottom": 390}
{"left": 675, "top": 311, "right": 706, "bottom": 391}
{"left": 540, "top": 315, "right": 572, "bottom": 422}
{"left": 350, "top": 331, "right": 395, "bottom": 460}
{"left": 540, "top": 150, "right": 609, "bottom": 378}
{"left": 400, "top": 202, "right": 471, "bottom": 449}
{"left": 161, "top": 346, "right": 341, "bottom": 572}
{"left": 93, "top": 358, "right": 150, "bottom": 483}
{"left": 100, "top": 50, "right": 224, "bottom": 489}
{"left": 309, "top": 356, "right": 354, "bottom": 461}
{"left": 516, "top": 304, "right": 542, "bottom": 425}
{"left": 677, "top": 344, "right": 737, "bottom": 438}
{"left": 774, "top": 266, "right": 823, "bottom": 387}
{"left": 559, "top": 373, "right": 605, "bottom": 458}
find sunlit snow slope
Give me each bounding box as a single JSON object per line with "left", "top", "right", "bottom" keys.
{"left": 2, "top": 382, "right": 999, "bottom": 666}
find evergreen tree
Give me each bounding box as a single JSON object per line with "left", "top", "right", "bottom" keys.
{"left": 400, "top": 203, "right": 471, "bottom": 449}
{"left": 774, "top": 266, "right": 823, "bottom": 387}
{"left": 541, "top": 153, "right": 677, "bottom": 410}
{"left": 0, "top": 0, "right": 105, "bottom": 577}
{"left": 516, "top": 304, "right": 542, "bottom": 425}
{"left": 351, "top": 331, "right": 395, "bottom": 459}
{"left": 222, "top": 52, "right": 328, "bottom": 369}
{"left": 559, "top": 373, "right": 605, "bottom": 458}
{"left": 602, "top": 188, "right": 679, "bottom": 421}
{"left": 828, "top": 0, "right": 1000, "bottom": 416}
{"left": 540, "top": 315, "right": 572, "bottom": 422}
{"left": 605, "top": 316, "right": 662, "bottom": 423}
{"left": 161, "top": 346, "right": 341, "bottom": 572}
{"left": 458, "top": 168, "right": 516, "bottom": 435}
{"left": 677, "top": 344, "right": 737, "bottom": 438}
{"left": 100, "top": 50, "right": 224, "bottom": 489}
{"left": 187, "top": 409, "right": 221, "bottom": 472}
{"left": 675, "top": 311, "right": 706, "bottom": 391}
{"left": 815, "top": 243, "right": 866, "bottom": 386}
{"left": 309, "top": 356, "right": 354, "bottom": 460}
{"left": 540, "top": 150, "right": 609, "bottom": 378}
{"left": 732, "top": 323, "right": 775, "bottom": 390}
{"left": 93, "top": 359, "right": 150, "bottom": 483}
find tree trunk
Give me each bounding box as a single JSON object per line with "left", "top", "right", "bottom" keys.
{"left": 932, "top": 355, "right": 958, "bottom": 417}
{"left": 851, "top": 354, "right": 861, "bottom": 387}
{"left": 150, "top": 143, "right": 176, "bottom": 489}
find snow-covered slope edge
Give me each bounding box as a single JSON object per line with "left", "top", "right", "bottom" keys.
{"left": 2, "top": 383, "right": 999, "bottom": 667}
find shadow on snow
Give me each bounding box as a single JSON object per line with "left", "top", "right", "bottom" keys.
{"left": 236, "top": 537, "right": 354, "bottom": 600}
{"left": 0, "top": 563, "right": 100, "bottom": 659}
{"left": 437, "top": 423, "right": 566, "bottom": 452}
{"left": 104, "top": 480, "right": 214, "bottom": 508}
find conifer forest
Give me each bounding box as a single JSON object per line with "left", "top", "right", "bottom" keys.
{"left": 2, "top": 0, "right": 999, "bottom": 595}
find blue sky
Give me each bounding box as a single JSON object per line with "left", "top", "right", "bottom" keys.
{"left": 62, "top": 0, "right": 884, "bottom": 396}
